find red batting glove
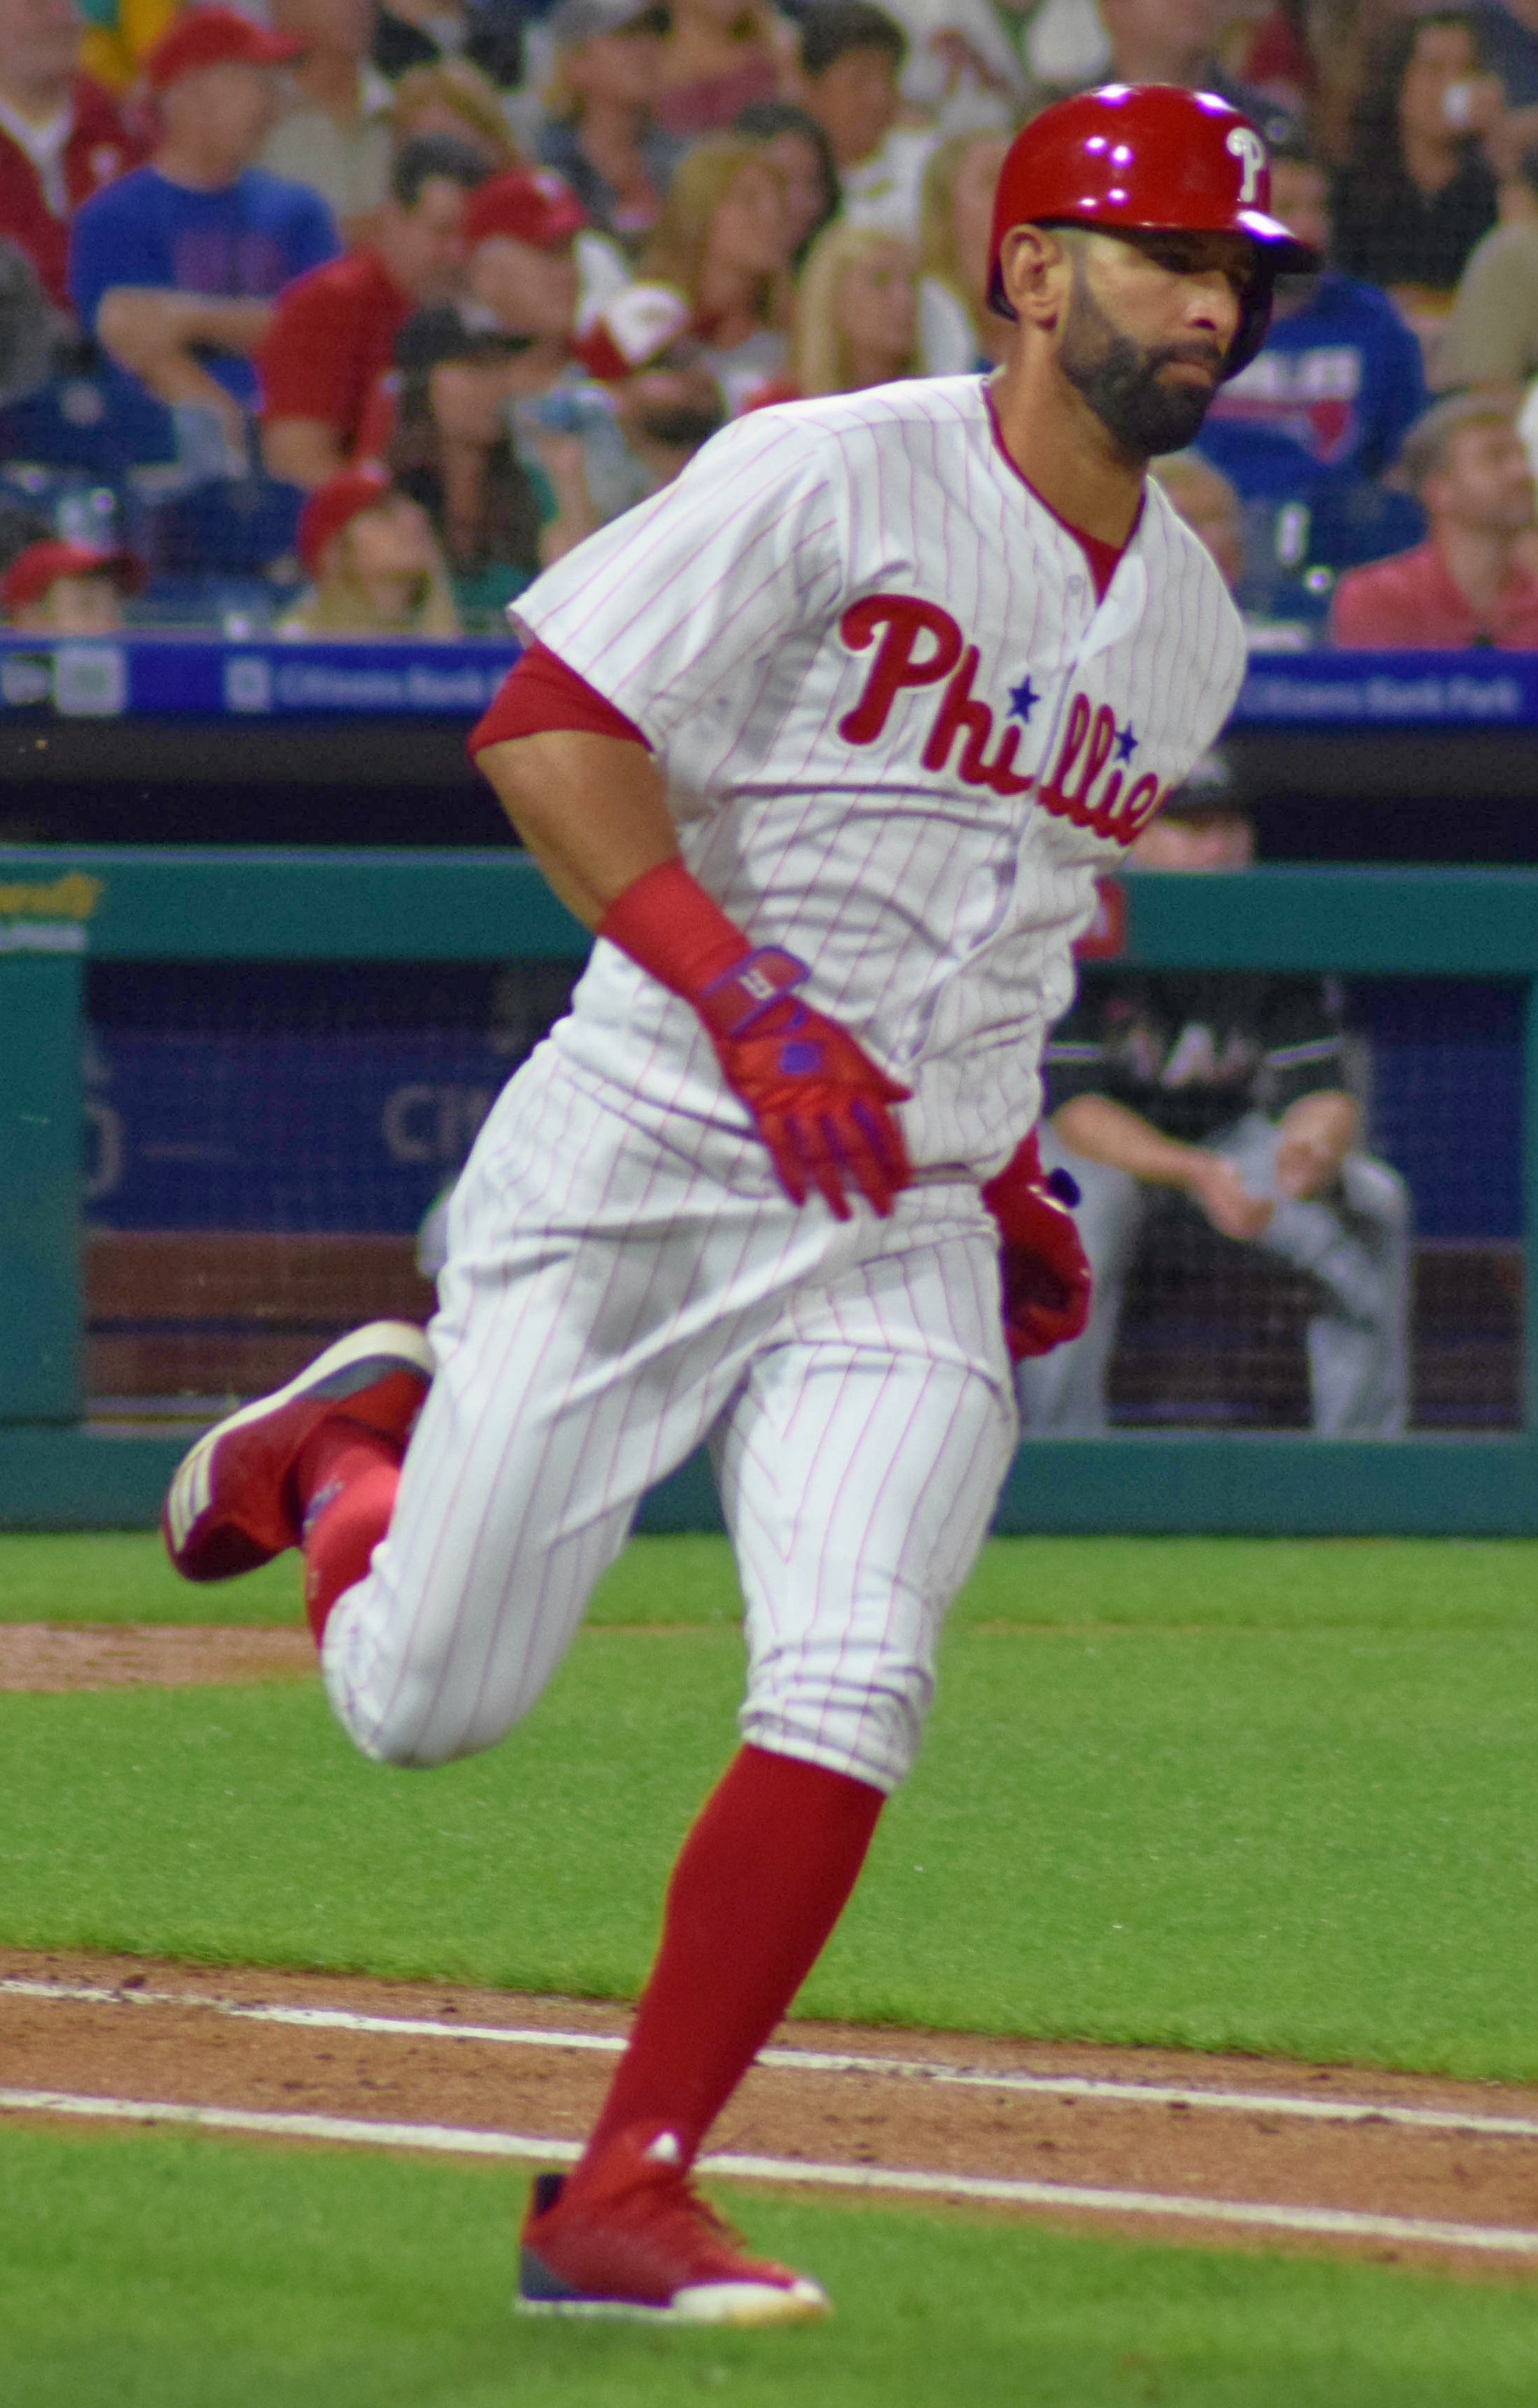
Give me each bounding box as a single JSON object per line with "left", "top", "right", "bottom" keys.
{"left": 598, "top": 860, "right": 913, "bottom": 1221}
{"left": 982, "top": 1130, "right": 1092, "bottom": 1359}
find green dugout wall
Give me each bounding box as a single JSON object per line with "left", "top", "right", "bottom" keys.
{"left": 1, "top": 848, "right": 1536, "bottom": 1534}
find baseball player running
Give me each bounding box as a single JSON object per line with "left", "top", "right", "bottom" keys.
{"left": 163, "top": 86, "right": 1313, "bottom": 2326}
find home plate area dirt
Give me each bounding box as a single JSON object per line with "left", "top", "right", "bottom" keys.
{"left": 6, "top": 1627, "right": 1538, "bottom": 2278}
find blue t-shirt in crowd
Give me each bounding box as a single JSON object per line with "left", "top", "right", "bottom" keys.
{"left": 1197, "top": 271, "right": 1426, "bottom": 503}
{"left": 70, "top": 165, "right": 339, "bottom": 412}
{"left": 1194, "top": 270, "right": 1427, "bottom": 576}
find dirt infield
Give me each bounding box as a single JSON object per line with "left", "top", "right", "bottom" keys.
{"left": 6, "top": 1946, "right": 1538, "bottom": 2276}
{"left": 0, "top": 1625, "right": 315, "bottom": 1691}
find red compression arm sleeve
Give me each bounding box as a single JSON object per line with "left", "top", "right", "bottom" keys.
{"left": 597, "top": 858, "right": 749, "bottom": 993}
{"left": 469, "top": 641, "right": 650, "bottom": 756}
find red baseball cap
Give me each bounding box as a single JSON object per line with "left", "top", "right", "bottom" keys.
{"left": 145, "top": 7, "right": 305, "bottom": 91}
{"left": 2, "top": 540, "right": 146, "bottom": 613}
{"left": 464, "top": 167, "right": 588, "bottom": 250}
{"left": 297, "top": 467, "right": 397, "bottom": 575}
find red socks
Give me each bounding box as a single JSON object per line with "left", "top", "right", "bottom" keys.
{"left": 576, "top": 1744, "right": 885, "bottom": 2177}
{"left": 294, "top": 1423, "right": 399, "bottom": 1646}
{"left": 289, "top": 1433, "right": 887, "bottom": 2171}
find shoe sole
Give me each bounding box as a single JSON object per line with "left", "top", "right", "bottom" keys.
{"left": 515, "top": 2280, "right": 830, "bottom": 2326}
{"left": 164, "top": 1320, "right": 435, "bottom": 1571}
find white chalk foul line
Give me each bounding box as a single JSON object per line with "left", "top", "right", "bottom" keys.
{"left": 2, "top": 2086, "right": 1537, "bottom": 2260}
{"left": 5, "top": 1977, "right": 1538, "bottom": 2145}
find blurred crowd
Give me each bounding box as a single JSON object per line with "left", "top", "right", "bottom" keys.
{"left": 7, "top": 0, "right": 1538, "bottom": 642}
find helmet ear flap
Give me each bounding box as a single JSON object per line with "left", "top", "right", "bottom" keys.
{"left": 1222, "top": 271, "right": 1275, "bottom": 379}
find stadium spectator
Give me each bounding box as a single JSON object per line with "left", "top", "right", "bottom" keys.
{"left": 605, "top": 353, "right": 724, "bottom": 488}
{"left": 1330, "top": 13, "right": 1502, "bottom": 307}
{"left": 259, "top": 133, "right": 487, "bottom": 488}
{"left": 915, "top": 123, "right": 1010, "bottom": 372}
{"left": 0, "top": 0, "right": 143, "bottom": 314}
{"left": 536, "top": 0, "right": 680, "bottom": 244}
{"left": 1443, "top": 151, "right": 1538, "bottom": 386}
{"left": 385, "top": 305, "right": 591, "bottom": 623}
{"left": 1331, "top": 393, "right": 1538, "bottom": 645}
{"left": 1088, "top": 0, "right": 1298, "bottom": 144}
{"left": 796, "top": 2, "right": 928, "bottom": 237}
{"left": 650, "top": 0, "right": 782, "bottom": 138}
{"left": 0, "top": 234, "right": 62, "bottom": 409}
{"left": 1, "top": 533, "right": 143, "bottom": 630}
{"left": 1194, "top": 142, "right": 1428, "bottom": 616}
{"left": 388, "top": 59, "right": 524, "bottom": 169}
{"left": 1016, "top": 779, "right": 1410, "bottom": 1440}
{"left": 1150, "top": 448, "right": 1245, "bottom": 590}
{"left": 639, "top": 135, "right": 793, "bottom": 410}
{"left": 732, "top": 99, "right": 839, "bottom": 266}
{"left": 372, "top": 0, "right": 524, "bottom": 91}
{"left": 281, "top": 462, "right": 461, "bottom": 631}
{"left": 789, "top": 219, "right": 918, "bottom": 394}
{"left": 261, "top": 0, "right": 397, "bottom": 243}
{"left": 461, "top": 165, "right": 587, "bottom": 388}
{"left": 69, "top": 9, "right": 339, "bottom": 473}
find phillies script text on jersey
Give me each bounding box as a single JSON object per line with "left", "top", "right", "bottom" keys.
{"left": 839, "top": 594, "right": 1166, "bottom": 841}
{"left": 514, "top": 376, "right": 1247, "bottom": 1178}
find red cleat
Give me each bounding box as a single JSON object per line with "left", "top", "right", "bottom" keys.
{"left": 515, "top": 2126, "right": 830, "bottom": 2325}
{"left": 162, "top": 1321, "right": 433, "bottom": 1582}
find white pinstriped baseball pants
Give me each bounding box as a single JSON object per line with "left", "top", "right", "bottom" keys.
{"left": 321, "top": 1043, "right": 1018, "bottom": 1792}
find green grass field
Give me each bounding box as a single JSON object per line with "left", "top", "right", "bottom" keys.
{"left": 3, "top": 1531, "right": 1537, "bottom": 2402}
{"left": 6, "top": 2122, "right": 1538, "bottom": 2408}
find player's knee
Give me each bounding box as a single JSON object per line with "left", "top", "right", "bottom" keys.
{"left": 321, "top": 1594, "right": 541, "bottom": 1769}
{"left": 741, "top": 1632, "right": 935, "bottom": 1793}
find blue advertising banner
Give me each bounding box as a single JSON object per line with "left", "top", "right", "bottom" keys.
{"left": 0, "top": 634, "right": 512, "bottom": 719}
{"left": 5, "top": 635, "right": 1538, "bottom": 729}
{"left": 78, "top": 961, "right": 1521, "bottom": 1241}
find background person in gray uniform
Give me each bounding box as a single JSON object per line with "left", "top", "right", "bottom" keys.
{"left": 1017, "top": 773, "right": 1410, "bottom": 1438}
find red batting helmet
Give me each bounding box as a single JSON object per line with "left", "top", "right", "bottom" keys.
{"left": 988, "top": 84, "right": 1320, "bottom": 379}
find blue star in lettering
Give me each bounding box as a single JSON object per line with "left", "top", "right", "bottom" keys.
{"left": 1007, "top": 675, "right": 1040, "bottom": 725}
{"left": 1113, "top": 719, "right": 1139, "bottom": 763}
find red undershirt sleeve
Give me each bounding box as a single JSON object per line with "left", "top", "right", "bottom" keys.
{"left": 469, "top": 641, "right": 651, "bottom": 758}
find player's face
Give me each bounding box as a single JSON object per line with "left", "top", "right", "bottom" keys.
{"left": 1058, "top": 228, "right": 1250, "bottom": 460}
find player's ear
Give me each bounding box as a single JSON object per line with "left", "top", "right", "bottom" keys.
{"left": 997, "top": 224, "right": 1072, "bottom": 333}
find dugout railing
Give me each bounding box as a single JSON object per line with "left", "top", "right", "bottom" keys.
{"left": 2, "top": 848, "right": 1536, "bottom": 1534}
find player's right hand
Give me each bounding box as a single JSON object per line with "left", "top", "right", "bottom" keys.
{"left": 697, "top": 952, "right": 913, "bottom": 1220}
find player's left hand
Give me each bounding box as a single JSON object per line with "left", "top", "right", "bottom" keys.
{"left": 982, "top": 1131, "right": 1092, "bottom": 1359}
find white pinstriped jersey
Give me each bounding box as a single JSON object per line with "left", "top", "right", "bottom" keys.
{"left": 516, "top": 372, "right": 1247, "bottom": 1178}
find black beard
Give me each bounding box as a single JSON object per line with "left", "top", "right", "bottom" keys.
{"left": 1058, "top": 260, "right": 1226, "bottom": 460}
